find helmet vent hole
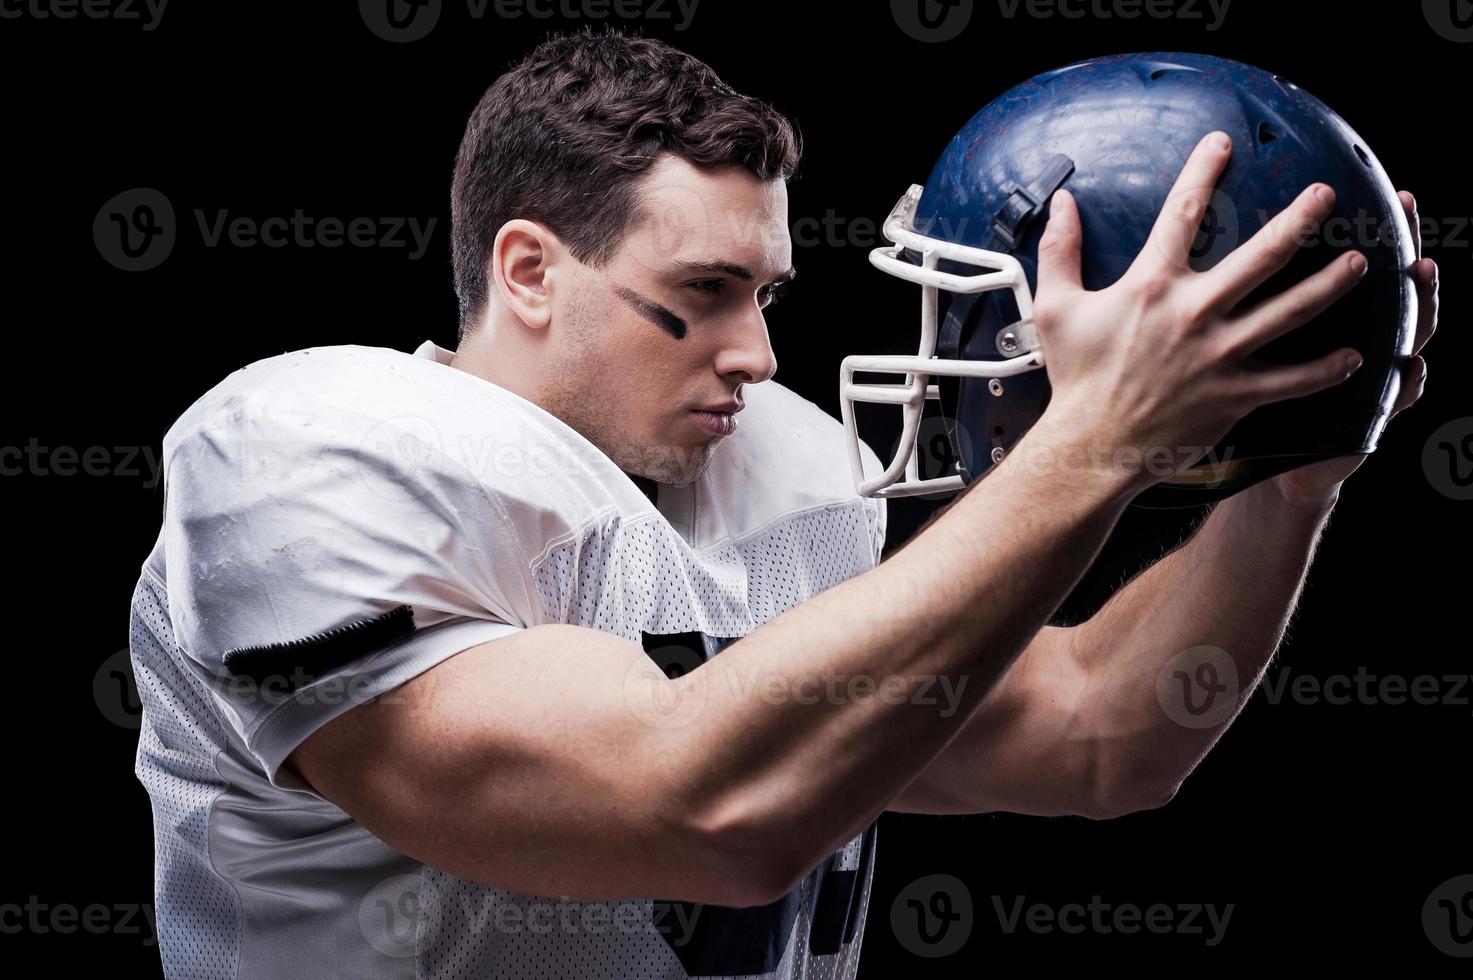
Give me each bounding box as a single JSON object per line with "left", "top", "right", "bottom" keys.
{"left": 1354, "top": 144, "right": 1372, "bottom": 167}
{"left": 993, "top": 426, "right": 1005, "bottom": 436}
{"left": 1149, "top": 68, "right": 1175, "bottom": 81}
{"left": 1257, "top": 121, "right": 1284, "bottom": 144}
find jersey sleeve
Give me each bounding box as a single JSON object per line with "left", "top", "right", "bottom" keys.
{"left": 159, "top": 389, "right": 533, "bottom": 787}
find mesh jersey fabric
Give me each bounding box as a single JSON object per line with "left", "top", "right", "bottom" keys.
{"left": 129, "top": 339, "right": 888, "bottom": 979}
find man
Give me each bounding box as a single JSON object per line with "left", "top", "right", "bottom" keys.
{"left": 129, "top": 26, "right": 1436, "bottom": 979}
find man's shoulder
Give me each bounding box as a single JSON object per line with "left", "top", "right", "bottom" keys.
{"left": 158, "top": 343, "right": 653, "bottom": 530}
{"left": 163, "top": 344, "right": 492, "bottom": 445}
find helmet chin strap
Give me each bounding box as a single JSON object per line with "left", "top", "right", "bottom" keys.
{"left": 936, "top": 153, "right": 1074, "bottom": 364}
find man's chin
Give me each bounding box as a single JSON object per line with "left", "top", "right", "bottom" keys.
{"left": 623, "top": 440, "right": 717, "bottom": 487}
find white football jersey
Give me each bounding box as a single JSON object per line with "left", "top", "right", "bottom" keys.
{"left": 129, "top": 339, "right": 887, "bottom": 979}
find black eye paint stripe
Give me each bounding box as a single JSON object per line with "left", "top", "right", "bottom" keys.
{"left": 612, "top": 283, "right": 687, "bottom": 340}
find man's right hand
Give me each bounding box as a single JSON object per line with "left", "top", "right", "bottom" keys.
{"left": 1029, "top": 129, "right": 1369, "bottom": 495}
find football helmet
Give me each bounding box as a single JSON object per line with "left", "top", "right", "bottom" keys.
{"left": 840, "top": 52, "right": 1416, "bottom": 507}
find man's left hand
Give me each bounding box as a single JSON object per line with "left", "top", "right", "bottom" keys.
{"left": 1267, "top": 189, "right": 1438, "bottom": 509}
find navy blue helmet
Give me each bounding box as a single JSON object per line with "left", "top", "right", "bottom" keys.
{"left": 840, "top": 52, "right": 1416, "bottom": 507}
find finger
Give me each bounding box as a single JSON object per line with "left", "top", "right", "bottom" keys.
{"left": 1202, "top": 182, "right": 1336, "bottom": 315}
{"left": 1219, "top": 250, "right": 1367, "bottom": 357}
{"left": 1238, "top": 347, "right": 1363, "bottom": 409}
{"left": 1412, "top": 257, "right": 1439, "bottom": 355}
{"left": 1136, "top": 131, "right": 1234, "bottom": 276}
{"left": 1398, "top": 190, "right": 1422, "bottom": 260}
{"left": 1035, "top": 188, "right": 1084, "bottom": 296}
{"left": 1390, "top": 355, "right": 1427, "bottom": 417}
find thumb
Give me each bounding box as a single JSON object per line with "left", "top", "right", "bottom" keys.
{"left": 1035, "top": 188, "right": 1083, "bottom": 296}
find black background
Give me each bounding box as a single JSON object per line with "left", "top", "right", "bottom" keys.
{"left": 3, "top": 0, "right": 1468, "bottom": 974}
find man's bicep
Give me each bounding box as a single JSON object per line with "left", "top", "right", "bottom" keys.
{"left": 275, "top": 616, "right": 523, "bottom": 790}
{"left": 282, "top": 623, "right": 761, "bottom": 904}
{"left": 286, "top": 625, "right": 603, "bottom": 848}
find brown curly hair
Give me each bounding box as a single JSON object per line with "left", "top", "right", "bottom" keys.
{"left": 450, "top": 26, "right": 802, "bottom": 339}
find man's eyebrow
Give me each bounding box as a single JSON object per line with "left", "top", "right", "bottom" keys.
{"left": 674, "top": 261, "right": 797, "bottom": 286}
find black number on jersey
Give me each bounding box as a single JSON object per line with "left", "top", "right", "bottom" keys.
{"left": 640, "top": 630, "right": 876, "bottom": 974}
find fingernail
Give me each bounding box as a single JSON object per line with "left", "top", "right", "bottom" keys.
{"left": 1348, "top": 253, "right": 1366, "bottom": 275}
{"left": 1213, "top": 132, "right": 1231, "bottom": 151}
{"left": 1347, "top": 353, "right": 1363, "bottom": 374}
{"left": 1314, "top": 185, "right": 1334, "bottom": 206}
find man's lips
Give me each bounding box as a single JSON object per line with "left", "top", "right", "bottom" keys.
{"left": 694, "top": 399, "right": 744, "bottom": 414}
{"left": 691, "top": 407, "right": 740, "bottom": 437}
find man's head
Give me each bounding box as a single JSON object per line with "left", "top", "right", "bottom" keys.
{"left": 450, "top": 27, "right": 800, "bottom": 486}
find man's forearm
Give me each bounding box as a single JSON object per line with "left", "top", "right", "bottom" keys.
{"left": 1069, "top": 479, "right": 1337, "bottom": 808}
{"left": 657, "top": 418, "right": 1140, "bottom": 888}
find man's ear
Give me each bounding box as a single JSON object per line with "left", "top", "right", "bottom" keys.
{"left": 491, "top": 219, "right": 559, "bottom": 331}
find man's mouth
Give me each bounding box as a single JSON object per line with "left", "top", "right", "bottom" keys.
{"left": 691, "top": 409, "right": 739, "bottom": 437}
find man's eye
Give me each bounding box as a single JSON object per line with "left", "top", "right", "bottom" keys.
{"left": 685, "top": 278, "right": 792, "bottom": 307}
{"left": 760, "top": 281, "right": 793, "bottom": 307}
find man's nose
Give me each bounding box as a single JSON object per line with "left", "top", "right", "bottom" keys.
{"left": 714, "top": 309, "right": 777, "bottom": 384}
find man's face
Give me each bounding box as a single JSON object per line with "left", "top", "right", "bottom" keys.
{"left": 539, "top": 155, "right": 792, "bottom": 486}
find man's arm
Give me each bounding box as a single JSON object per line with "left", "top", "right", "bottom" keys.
{"left": 883, "top": 623, "right": 1102, "bottom": 817}
{"left": 291, "top": 131, "right": 1364, "bottom": 906}
{"left": 290, "top": 421, "right": 1139, "bottom": 909}
{"left": 888, "top": 188, "right": 1438, "bottom": 818}
{"left": 885, "top": 485, "right": 1330, "bottom": 818}
{"left": 1062, "top": 481, "right": 1334, "bottom": 803}
{"left": 879, "top": 507, "right": 1102, "bottom": 818}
